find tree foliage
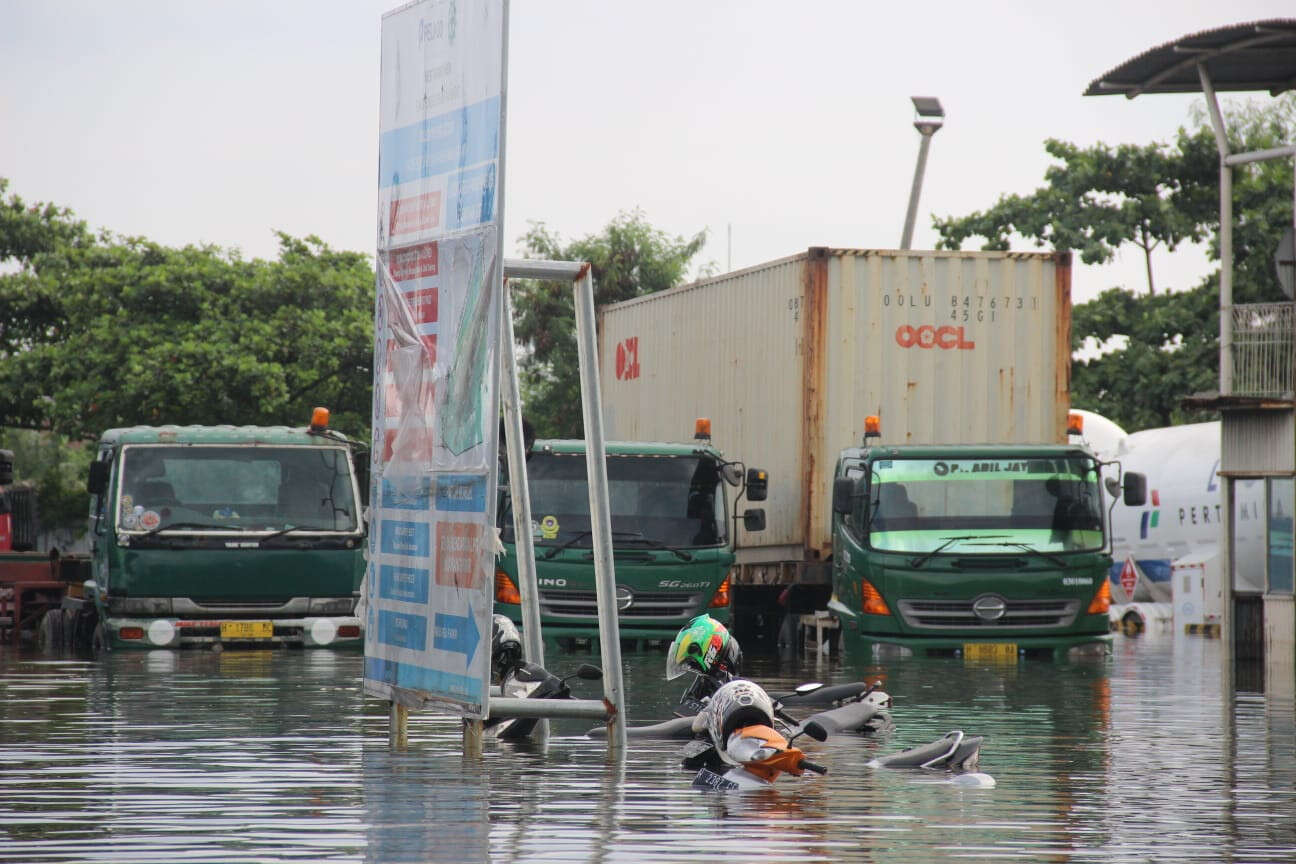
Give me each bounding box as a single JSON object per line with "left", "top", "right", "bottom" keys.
{"left": 0, "top": 428, "right": 94, "bottom": 535}
{"left": 934, "top": 96, "right": 1296, "bottom": 432}
{"left": 934, "top": 133, "right": 1218, "bottom": 294}
{"left": 511, "top": 211, "right": 709, "bottom": 438}
{"left": 0, "top": 178, "right": 375, "bottom": 441}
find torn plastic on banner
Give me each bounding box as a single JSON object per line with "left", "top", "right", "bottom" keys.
{"left": 365, "top": 228, "right": 500, "bottom": 715}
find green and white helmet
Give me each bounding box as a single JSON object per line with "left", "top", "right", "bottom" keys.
{"left": 666, "top": 614, "right": 741, "bottom": 680}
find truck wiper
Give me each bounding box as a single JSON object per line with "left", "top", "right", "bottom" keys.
{"left": 611, "top": 531, "right": 693, "bottom": 561}
{"left": 966, "top": 541, "right": 1066, "bottom": 566}
{"left": 541, "top": 530, "right": 593, "bottom": 560}
{"left": 540, "top": 530, "right": 668, "bottom": 560}
{"left": 258, "top": 526, "right": 319, "bottom": 546}
{"left": 139, "top": 521, "right": 241, "bottom": 538}
{"left": 907, "top": 535, "right": 1007, "bottom": 569}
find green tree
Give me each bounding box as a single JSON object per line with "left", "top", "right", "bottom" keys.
{"left": 934, "top": 133, "right": 1218, "bottom": 295}
{"left": 0, "top": 179, "right": 375, "bottom": 441}
{"left": 0, "top": 429, "right": 93, "bottom": 535}
{"left": 511, "top": 211, "right": 709, "bottom": 438}
{"left": 1070, "top": 283, "right": 1220, "bottom": 429}
{"left": 934, "top": 96, "right": 1296, "bottom": 432}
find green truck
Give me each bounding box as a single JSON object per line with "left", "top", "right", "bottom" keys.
{"left": 830, "top": 438, "right": 1144, "bottom": 659}
{"left": 71, "top": 412, "right": 367, "bottom": 650}
{"left": 494, "top": 429, "right": 767, "bottom": 642}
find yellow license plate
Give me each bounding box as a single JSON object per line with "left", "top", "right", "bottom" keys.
{"left": 220, "top": 621, "right": 273, "bottom": 640}
{"left": 963, "top": 642, "right": 1017, "bottom": 662}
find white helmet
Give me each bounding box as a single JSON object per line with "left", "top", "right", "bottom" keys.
{"left": 699, "top": 679, "right": 776, "bottom": 764}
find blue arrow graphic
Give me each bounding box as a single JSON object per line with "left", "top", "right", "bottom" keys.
{"left": 433, "top": 612, "right": 480, "bottom": 667}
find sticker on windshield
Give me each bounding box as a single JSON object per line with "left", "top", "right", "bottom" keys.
{"left": 121, "top": 511, "right": 140, "bottom": 530}
{"left": 540, "top": 515, "right": 559, "bottom": 540}
{"left": 139, "top": 510, "right": 161, "bottom": 531}
{"left": 119, "top": 494, "right": 133, "bottom": 514}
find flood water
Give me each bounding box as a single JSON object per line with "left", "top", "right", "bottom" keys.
{"left": 2, "top": 632, "right": 1294, "bottom": 863}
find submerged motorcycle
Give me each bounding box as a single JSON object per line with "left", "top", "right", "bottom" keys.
{"left": 684, "top": 679, "right": 833, "bottom": 791}
{"left": 589, "top": 669, "right": 895, "bottom": 742}
{"left": 485, "top": 615, "right": 602, "bottom": 741}
{"left": 686, "top": 679, "right": 995, "bottom": 791}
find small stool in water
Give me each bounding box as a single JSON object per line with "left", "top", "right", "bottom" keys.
{"left": 798, "top": 611, "right": 840, "bottom": 655}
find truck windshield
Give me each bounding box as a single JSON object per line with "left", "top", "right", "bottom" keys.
{"left": 116, "top": 445, "right": 358, "bottom": 533}
{"left": 499, "top": 453, "right": 727, "bottom": 549}
{"left": 865, "top": 456, "right": 1104, "bottom": 554}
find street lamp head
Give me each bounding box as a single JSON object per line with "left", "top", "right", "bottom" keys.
{"left": 911, "top": 95, "right": 944, "bottom": 135}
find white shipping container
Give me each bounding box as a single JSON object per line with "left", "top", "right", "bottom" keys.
{"left": 596, "top": 248, "right": 1072, "bottom": 572}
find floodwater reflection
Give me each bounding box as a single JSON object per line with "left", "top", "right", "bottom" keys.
{"left": 0, "top": 633, "right": 1293, "bottom": 862}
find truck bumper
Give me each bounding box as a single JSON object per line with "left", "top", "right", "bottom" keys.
{"left": 847, "top": 630, "right": 1112, "bottom": 660}
{"left": 102, "top": 615, "right": 363, "bottom": 649}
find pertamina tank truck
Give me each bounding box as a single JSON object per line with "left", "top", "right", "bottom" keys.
{"left": 493, "top": 420, "right": 767, "bottom": 644}
{"left": 72, "top": 409, "right": 367, "bottom": 650}
{"left": 830, "top": 414, "right": 1146, "bottom": 659}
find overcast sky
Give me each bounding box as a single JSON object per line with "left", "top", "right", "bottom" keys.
{"left": 2, "top": 1, "right": 1291, "bottom": 303}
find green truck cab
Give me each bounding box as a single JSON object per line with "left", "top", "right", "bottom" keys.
{"left": 79, "top": 414, "right": 367, "bottom": 650}
{"left": 494, "top": 434, "right": 767, "bottom": 641}
{"left": 830, "top": 442, "right": 1145, "bottom": 659}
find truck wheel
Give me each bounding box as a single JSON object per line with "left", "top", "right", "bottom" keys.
{"left": 37, "top": 610, "right": 65, "bottom": 651}
{"left": 92, "top": 622, "right": 110, "bottom": 655}
{"left": 70, "top": 608, "right": 98, "bottom": 652}
{"left": 61, "top": 609, "right": 77, "bottom": 649}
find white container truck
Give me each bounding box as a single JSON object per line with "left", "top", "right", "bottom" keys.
{"left": 596, "top": 247, "right": 1074, "bottom": 634}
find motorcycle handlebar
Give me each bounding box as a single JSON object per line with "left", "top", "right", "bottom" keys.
{"left": 798, "top": 759, "right": 828, "bottom": 775}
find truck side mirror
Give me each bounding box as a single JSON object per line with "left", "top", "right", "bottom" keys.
{"left": 832, "top": 477, "right": 854, "bottom": 515}
{"left": 87, "top": 461, "right": 110, "bottom": 496}
{"left": 354, "top": 456, "right": 370, "bottom": 506}
{"left": 1123, "top": 471, "right": 1147, "bottom": 507}
{"left": 743, "top": 508, "right": 766, "bottom": 532}
{"left": 745, "top": 468, "right": 768, "bottom": 501}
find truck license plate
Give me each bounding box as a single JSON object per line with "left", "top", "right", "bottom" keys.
{"left": 221, "top": 621, "right": 273, "bottom": 640}
{"left": 963, "top": 642, "right": 1017, "bottom": 662}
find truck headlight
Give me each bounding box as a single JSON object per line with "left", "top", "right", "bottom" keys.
{"left": 307, "top": 597, "right": 356, "bottom": 616}
{"left": 109, "top": 597, "right": 174, "bottom": 616}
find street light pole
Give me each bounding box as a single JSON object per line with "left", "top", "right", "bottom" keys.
{"left": 900, "top": 96, "right": 945, "bottom": 250}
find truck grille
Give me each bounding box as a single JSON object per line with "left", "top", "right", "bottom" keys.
{"left": 897, "top": 597, "right": 1080, "bottom": 629}
{"left": 538, "top": 589, "right": 700, "bottom": 620}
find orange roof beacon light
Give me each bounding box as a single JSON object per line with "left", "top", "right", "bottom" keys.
{"left": 310, "top": 407, "right": 330, "bottom": 432}
{"left": 1067, "top": 412, "right": 1084, "bottom": 437}
{"left": 864, "top": 415, "right": 882, "bottom": 441}
{"left": 694, "top": 418, "right": 712, "bottom": 441}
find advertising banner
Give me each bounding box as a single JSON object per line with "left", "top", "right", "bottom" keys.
{"left": 364, "top": 0, "right": 505, "bottom": 716}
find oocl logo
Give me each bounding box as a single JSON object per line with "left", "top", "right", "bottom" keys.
{"left": 894, "top": 325, "right": 975, "bottom": 350}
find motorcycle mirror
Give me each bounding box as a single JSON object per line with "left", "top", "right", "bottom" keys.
{"left": 575, "top": 663, "right": 603, "bottom": 681}
{"left": 803, "top": 721, "right": 829, "bottom": 742}
{"left": 795, "top": 682, "right": 824, "bottom": 694}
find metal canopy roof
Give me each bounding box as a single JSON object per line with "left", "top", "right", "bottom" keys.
{"left": 1085, "top": 18, "right": 1296, "bottom": 98}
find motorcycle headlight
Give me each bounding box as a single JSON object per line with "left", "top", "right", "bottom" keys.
{"left": 727, "top": 734, "right": 780, "bottom": 764}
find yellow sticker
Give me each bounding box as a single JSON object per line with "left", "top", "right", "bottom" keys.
{"left": 540, "top": 515, "right": 560, "bottom": 540}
